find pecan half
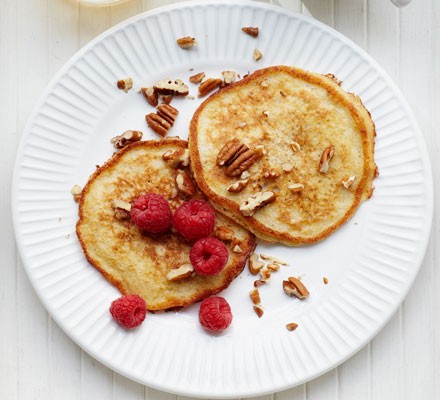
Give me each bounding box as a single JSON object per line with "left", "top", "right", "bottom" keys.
{"left": 157, "top": 103, "right": 179, "bottom": 125}
{"left": 162, "top": 148, "right": 189, "bottom": 168}
{"left": 189, "top": 72, "right": 205, "bottom": 84}
{"left": 176, "top": 36, "right": 197, "bottom": 49}
{"left": 198, "top": 78, "right": 223, "bottom": 97}
{"left": 217, "top": 139, "right": 257, "bottom": 177}
{"left": 319, "top": 145, "right": 335, "bottom": 173}
{"left": 283, "top": 277, "right": 310, "bottom": 300}
{"left": 175, "top": 171, "right": 195, "bottom": 197}
{"left": 116, "top": 77, "right": 133, "bottom": 92}
{"left": 241, "top": 26, "right": 259, "bottom": 38}
{"left": 110, "top": 130, "right": 143, "bottom": 149}
{"left": 166, "top": 264, "right": 194, "bottom": 281}
{"left": 140, "top": 86, "right": 158, "bottom": 106}
{"left": 146, "top": 113, "right": 170, "bottom": 136}
{"left": 239, "top": 191, "right": 276, "bottom": 216}
{"left": 154, "top": 79, "right": 189, "bottom": 96}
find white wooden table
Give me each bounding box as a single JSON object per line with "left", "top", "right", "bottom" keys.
{"left": 1, "top": 0, "right": 438, "bottom": 399}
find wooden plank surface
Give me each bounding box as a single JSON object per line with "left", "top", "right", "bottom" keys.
{"left": 1, "top": 1, "right": 437, "bottom": 399}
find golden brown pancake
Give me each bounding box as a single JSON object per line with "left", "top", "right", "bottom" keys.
{"left": 189, "top": 66, "right": 376, "bottom": 246}
{"left": 76, "top": 139, "right": 255, "bottom": 310}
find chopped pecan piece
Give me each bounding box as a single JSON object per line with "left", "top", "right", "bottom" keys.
{"left": 249, "top": 288, "right": 261, "bottom": 305}
{"left": 110, "top": 130, "right": 143, "bottom": 149}
{"left": 161, "top": 95, "right": 173, "bottom": 104}
{"left": 319, "top": 145, "right": 335, "bottom": 173}
{"left": 214, "top": 226, "right": 234, "bottom": 242}
{"left": 290, "top": 141, "right": 301, "bottom": 152}
{"left": 254, "top": 279, "right": 265, "bottom": 287}
{"left": 239, "top": 191, "right": 276, "bottom": 216}
{"left": 232, "top": 244, "right": 243, "bottom": 253}
{"left": 249, "top": 253, "right": 264, "bottom": 275}
{"left": 283, "top": 277, "right": 310, "bottom": 300}
{"left": 266, "top": 263, "right": 280, "bottom": 272}
{"left": 253, "top": 304, "right": 264, "bottom": 318}
{"left": 282, "top": 162, "right": 294, "bottom": 173}
{"left": 263, "top": 170, "right": 280, "bottom": 179}
{"left": 222, "top": 70, "right": 237, "bottom": 85}
{"left": 189, "top": 72, "right": 205, "bottom": 84}
{"left": 241, "top": 26, "right": 259, "bottom": 38}
{"left": 286, "top": 322, "right": 299, "bottom": 331}
{"left": 198, "top": 78, "right": 223, "bottom": 97}
{"left": 175, "top": 171, "right": 195, "bottom": 197}
{"left": 176, "top": 36, "right": 197, "bottom": 49}
{"left": 260, "top": 254, "right": 288, "bottom": 265}
{"left": 166, "top": 264, "right": 194, "bottom": 281}
{"left": 116, "top": 77, "right": 133, "bottom": 92}
{"left": 288, "top": 183, "right": 304, "bottom": 193}
{"left": 70, "top": 185, "right": 82, "bottom": 202}
{"left": 253, "top": 48, "right": 263, "bottom": 61}
{"left": 227, "top": 178, "right": 249, "bottom": 193}
{"left": 140, "top": 86, "right": 158, "bottom": 106}
{"left": 259, "top": 268, "right": 271, "bottom": 282}
{"left": 157, "top": 103, "right": 179, "bottom": 125}
{"left": 341, "top": 175, "right": 356, "bottom": 189}
{"left": 162, "top": 148, "right": 189, "bottom": 168}
{"left": 112, "top": 199, "right": 132, "bottom": 220}
{"left": 154, "top": 79, "right": 189, "bottom": 96}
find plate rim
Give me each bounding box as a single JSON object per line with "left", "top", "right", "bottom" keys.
{"left": 11, "top": 0, "right": 434, "bottom": 398}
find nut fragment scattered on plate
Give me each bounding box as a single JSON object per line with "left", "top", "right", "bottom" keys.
{"left": 116, "top": 77, "right": 133, "bottom": 92}
{"left": 110, "top": 130, "right": 143, "bottom": 149}
{"left": 253, "top": 48, "right": 263, "bottom": 61}
{"left": 154, "top": 79, "right": 189, "bottom": 96}
{"left": 286, "top": 322, "right": 298, "bottom": 331}
{"left": 71, "top": 185, "right": 82, "bottom": 202}
{"left": 189, "top": 72, "right": 205, "bottom": 84}
{"left": 176, "top": 36, "right": 197, "bottom": 49}
{"left": 145, "top": 103, "right": 179, "bottom": 137}
{"left": 283, "top": 277, "right": 310, "bottom": 300}
{"left": 140, "top": 87, "right": 158, "bottom": 107}
{"left": 241, "top": 26, "right": 259, "bottom": 37}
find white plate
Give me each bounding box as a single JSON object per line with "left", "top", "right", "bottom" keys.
{"left": 12, "top": 1, "right": 433, "bottom": 398}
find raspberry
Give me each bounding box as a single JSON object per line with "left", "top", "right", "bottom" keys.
{"left": 190, "top": 237, "right": 229, "bottom": 276}
{"left": 199, "top": 297, "right": 233, "bottom": 332}
{"left": 109, "top": 294, "right": 147, "bottom": 329}
{"left": 172, "top": 199, "right": 215, "bottom": 241}
{"left": 130, "top": 193, "right": 172, "bottom": 234}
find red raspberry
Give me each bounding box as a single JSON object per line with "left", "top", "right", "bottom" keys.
{"left": 199, "top": 297, "right": 233, "bottom": 332}
{"left": 109, "top": 294, "right": 147, "bottom": 329}
{"left": 172, "top": 199, "right": 215, "bottom": 241}
{"left": 130, "top": 193, "right": 172, "bottom": 234}
{"left": 190, "top": 237, "right": 229, "bottom": 276}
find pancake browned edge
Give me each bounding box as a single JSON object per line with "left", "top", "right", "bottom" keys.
{"left": 76, "top": 138, "right": 255, "bottom": 311}
{"left": 189, "top": 65, "right": 377, "bottom": 246}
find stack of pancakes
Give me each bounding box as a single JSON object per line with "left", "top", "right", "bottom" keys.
{"left": 77, "top": 66, "right": 376, "bottom": 310}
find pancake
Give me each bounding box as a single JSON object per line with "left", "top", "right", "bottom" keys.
{"left": 76, "top": 139, "right": 255, "bottom": 311}
{"left": 189, "top": 66, "right": 377, "bottom": 246}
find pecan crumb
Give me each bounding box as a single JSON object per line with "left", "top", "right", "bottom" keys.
{"left": 110, "top": 130, "right": 143, "bottom": 149}
{"left": 323, "top": 277, "right": 329, "bottom": 285}
{"left": 341, "top": 175, "right": 356, "bottom": 189}
{"left": 176, "top": 36, "right": 197, "bottom": 49}
{"left": 253, "top": 304, "right": 264, "bottom": 318}
{"left": 189, "top": 72, "right": 205, "bottom": 84}
{"left": 319, "top": 145, "right": 335, "bottom": 173}
{"left": 286, "top": 322, "right": 299, "bottom": 331}
{"left": 253, "top": 48, "right": 263, "bottom": 61}
{"left": 242, "top": 26, "right": 259, "bottom": 38}
{"left": 116, "top": 77, "right": 133, "bottom": 92}
{"left": 70, "top": 185, "right": 82, "bottom": 202}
